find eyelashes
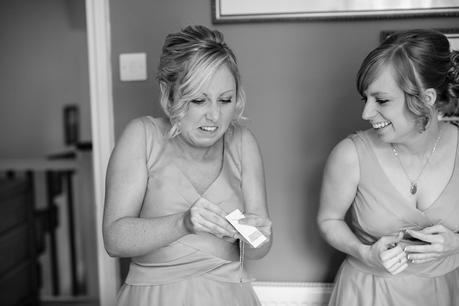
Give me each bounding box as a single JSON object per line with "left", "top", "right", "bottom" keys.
{"left": 190, "top": 99, "right": 205, "bottom": 104}
{"left": 190, "top": 97, "right": 233, "bottom": 104}
{"left": 360, "top": 97, "right": 389, "bottom": 104}
{"left": 219, "top": 98, "right": 233, "bottom": 103}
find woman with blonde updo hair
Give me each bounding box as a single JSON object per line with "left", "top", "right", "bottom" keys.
{"left": 103, "top": 25, "right": 271, "bottom": 306}
{"left": 156, "top": 25, "right": 246, "bottom": 137}
{"left": 318, "top": 29, "right": 459, "bottom": 305}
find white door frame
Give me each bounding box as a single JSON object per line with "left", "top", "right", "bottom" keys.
{"left": 85, "top": 0, "right": 119, "bottom": 305}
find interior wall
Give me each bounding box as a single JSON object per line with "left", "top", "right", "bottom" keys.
{"left": 109, "top": 0, "right": 459, "bottom": 282}
{"left": 0, "top": 0, "right": 90, "bottom": 158}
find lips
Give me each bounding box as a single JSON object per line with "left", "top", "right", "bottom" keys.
{"left": 372, "top": 121, "right": 391, "bottom": 129}
{"left": 199, "top": 126, "right": 218, "bottom": 132}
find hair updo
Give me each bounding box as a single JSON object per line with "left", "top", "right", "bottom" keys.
{"left": 156, "top": 25, "right": 246, "bottom": 137}
{"left": 357, "top": 29, "right": 459, "bottom": 131}
{"left": 447, "top": 51, "right": 459, "bottom": 113}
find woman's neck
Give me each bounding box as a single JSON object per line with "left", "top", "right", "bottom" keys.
{"left": 173, "top": 135, "right": 223, "bottom": 161}
{"left": 395, "top": 119, "right": 443, "bottom": 158}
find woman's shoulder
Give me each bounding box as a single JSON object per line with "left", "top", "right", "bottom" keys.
{"left": 323, "top": 137, "right": 360, "bottom": 183}
{"left": 347, "top": 128, "right": 376, "bottom": 144}
{"left": 441, "top": 122, "right": 459, "bottom": 155}
{"left": 132, "top": 116, "right": 170, "bottom": 137}
{"left": 329, "top": 137, "right": 358, "bottom": 163}
{"left": 125, "top": 116, "right": 170, "bottom": 166}
{"left": 226, "top": 123, "right": 258, "bottom": 150}
{"left": 327, "top": 129, "right": 376, "bottom": 168}
{"left": 122, "top": 116, "right": 170, "bottom": 148}
{"left": 224, "top": 124, "right": 259, "bottom": 172}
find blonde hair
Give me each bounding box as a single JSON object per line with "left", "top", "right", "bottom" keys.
{"left": 157, "top": 25, "right": 246, "bottom": 137}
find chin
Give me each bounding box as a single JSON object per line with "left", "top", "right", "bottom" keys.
{"left": 374, "top": 129, "right": 392, "bottom": 143}
{"left": 194, "top": 138, "right": 220, "bottom": 148}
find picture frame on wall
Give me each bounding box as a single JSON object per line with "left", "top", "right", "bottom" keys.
{"left": 380, "top": 28, "right": 459, "bottom": 46}
{"left": 212, "top": 0, "right": 459, "bottom": 23}
{"left": 381, "top": 28, "right": 459, "bottom": 122}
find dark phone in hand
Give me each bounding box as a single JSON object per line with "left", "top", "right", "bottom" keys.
{"left": 402, "top": 231, "right": 429, "bottom": 244}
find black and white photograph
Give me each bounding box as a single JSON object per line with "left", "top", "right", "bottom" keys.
{"left": 1, "top": 1, "right": 459, "bottom": 306}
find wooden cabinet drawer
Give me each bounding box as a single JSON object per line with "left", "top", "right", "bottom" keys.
{"left": 0, "top": 182, "right": 30, "bottom": 234}
{"left": 0, "top": 261, "right": 37, "bottom": 306}
{"left": 0, "top": 225, "right": 30, "bottom": 276}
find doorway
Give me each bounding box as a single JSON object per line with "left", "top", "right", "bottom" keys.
{"left": 0, "top": 0, "right": 117, "bottom": 305}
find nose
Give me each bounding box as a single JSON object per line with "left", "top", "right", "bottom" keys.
{"left": 361, "top": 99, "right": 376, "bottom": 121}
{"left": 205, "top": 101, "right": 220, "bottom": 121}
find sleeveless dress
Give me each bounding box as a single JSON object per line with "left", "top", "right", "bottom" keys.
{"left": 117, "top": 117, "right": 261, "bottom": 306}
{"left": 329, "top": 128, "right": 459, "bottom": 306}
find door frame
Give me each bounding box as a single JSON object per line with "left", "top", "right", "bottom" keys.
{"left": 85, "top": 0, "right": 119, "bottom": 305}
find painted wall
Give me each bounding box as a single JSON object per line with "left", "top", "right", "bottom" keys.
{"left": 109, "top": 0, "right": 459, "bottom": 282}
{"left": 0, "top": 0, "right": 90, "bottom": 158}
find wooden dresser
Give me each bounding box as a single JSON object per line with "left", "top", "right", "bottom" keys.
{"left": 0, "top": 177, "right": 39, "bottom": 306}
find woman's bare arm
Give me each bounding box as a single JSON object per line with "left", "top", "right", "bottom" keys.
{"left": 239, "top": 128, "right": 272, "bottom": 259}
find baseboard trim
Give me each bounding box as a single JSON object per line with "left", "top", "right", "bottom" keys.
{"left": 253, "top": 281, "right": 334, "bottom": 306}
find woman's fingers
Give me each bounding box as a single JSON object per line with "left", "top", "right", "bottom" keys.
{"left": 193, "top": 215, "right": 234, "bottom": 237}
{"left": 404, "top": 229, "right": 435, "bottom": 244}
{"left": 378, "top": 233, "right": 403, "bottom": 251}
{"left": 238, "top": 214, "right": 272, "bottom": 237}
{"left": 238, "top": 214, "right": 264, "bottom": 225}
{"left": 188, "top": 198, "right": 273, "bottom": 241}
{"left": 193, "top": 197, "right": 227, "bottom": 218}
{"left": 391, "top": 261, "right": 409, "bottom": 275}
{"left": 401, "top": 226, "right": 454, "bottom": 264}
{"left": 419, "top": 224, "right": 447, "bottom": 235}
{"left": 384, "top": 249, "right": 408, "bottom": 275}
{"left": 407, "top": 252, "right": 439, "bottom": 264}
{"left": 188, "top": 198, "right": 236, "bottom": 237}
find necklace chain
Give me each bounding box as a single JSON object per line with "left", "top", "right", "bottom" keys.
{"left": 391, "top": 130, "right": 442, "bottom": 195}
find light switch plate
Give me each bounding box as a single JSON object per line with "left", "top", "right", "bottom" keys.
{"left": 119, "top": 53, "right": 147, "bottom": 81}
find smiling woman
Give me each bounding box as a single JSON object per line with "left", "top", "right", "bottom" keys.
{"left": 317, "top": 29, "right": 459, "bottom": 306}
{"left": 102, "top": 25, "right": 272, "bottom": 306}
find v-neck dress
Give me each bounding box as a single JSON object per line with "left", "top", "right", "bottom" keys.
{"left": 116, "top": 117, "right": 261, "bottom": 306}
{"left": 328, "top": 128, "right": 459, "bottom": 306}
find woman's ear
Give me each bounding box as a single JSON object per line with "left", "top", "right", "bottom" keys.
{"left": 423, "top": 88, "right": 437, "bottom": 107}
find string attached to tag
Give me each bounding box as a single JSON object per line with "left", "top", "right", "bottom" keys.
{"left": 239, "top": 238, "right": 244, "bottom": 285}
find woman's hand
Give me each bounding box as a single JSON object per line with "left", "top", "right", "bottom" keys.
{"left": 404, "top": 225, "right": 459, "bottom": 264}
{"left": 182, "top": 197, "right": 237, "bottom": 239}
{"left": 238, "top": 214, "right": 272, "bottom": 247}
{"left": 363, "top": 233, "right": 408, "bottom": 275}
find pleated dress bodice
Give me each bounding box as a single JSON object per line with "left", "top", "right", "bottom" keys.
{"left": 126, "top": 116, "right": 249, "bottom": 285}
{"left": 329, "top": 128, "right": 459, "bottom": 306}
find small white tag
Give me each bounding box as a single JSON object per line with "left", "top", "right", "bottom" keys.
{"left": 225, "top": 209, "right": 267, "bottom": 248}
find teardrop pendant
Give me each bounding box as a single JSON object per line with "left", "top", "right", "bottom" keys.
{"left": 410, "top": 183, "right": 417, "bottom": 195}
